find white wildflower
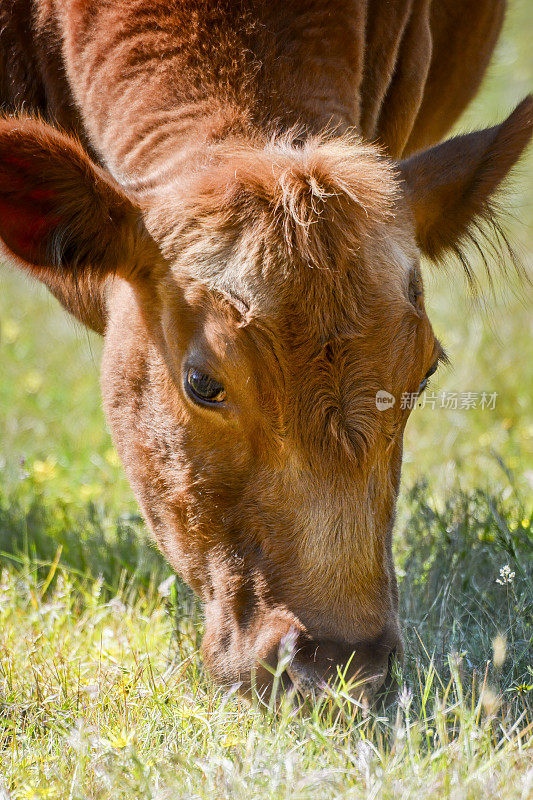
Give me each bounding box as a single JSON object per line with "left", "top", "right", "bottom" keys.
{"left": 496, "top": 564, "right": 515, "bottom": 585}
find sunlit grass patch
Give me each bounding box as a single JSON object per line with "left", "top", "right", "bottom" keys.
{"left": 0, "top": 568, "right": 531, "bottom": 799}
{"left": 0, "top": 477, "right": 531, "bottom": 799}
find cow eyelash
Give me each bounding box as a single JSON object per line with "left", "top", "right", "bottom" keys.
{"left": 418, "top": 361, "right": 439, "bottom": 393}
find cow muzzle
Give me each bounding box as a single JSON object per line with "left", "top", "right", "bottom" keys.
{"left": 202, "top": 605, "right": 401, "bottom": 705}
{"left": 276, "top": 629, "right": 400, "bottom": 703}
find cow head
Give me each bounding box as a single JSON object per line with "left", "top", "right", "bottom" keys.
{"left": 0, "top": 97, "right": 531, "bottom": 700}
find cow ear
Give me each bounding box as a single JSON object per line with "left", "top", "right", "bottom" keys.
{"left": 0, "top": 117, "right": 154, "bottom": 282}
{"left": 399, "top": 96, "right": 533, "bottom": 261}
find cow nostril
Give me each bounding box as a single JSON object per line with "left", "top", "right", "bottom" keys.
{"left": 285, "top": 658, "right": 323, "bottom": 699}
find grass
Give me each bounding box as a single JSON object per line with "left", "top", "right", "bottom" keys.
{"left": 0, "top": 478, "right": 531, "bottom": 798}
{"left": 0, "top": 0, "right": 532, "bottom": 796}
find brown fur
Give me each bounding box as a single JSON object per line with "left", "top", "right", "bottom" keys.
{"left": 0, "top": 0, "right": 531, "bottom": 699}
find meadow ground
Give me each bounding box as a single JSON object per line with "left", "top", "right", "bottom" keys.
{"left": 1, "top": 2, "right": 532, "bottom": 797}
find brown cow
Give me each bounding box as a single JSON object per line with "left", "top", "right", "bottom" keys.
{"left": 0, "top": 0, "right": 531, "bottom": 700}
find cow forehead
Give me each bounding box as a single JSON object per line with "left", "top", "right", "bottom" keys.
{"left": 185, "top": 219, "right": 416, "bottom": 337}
{"left": 168, "top": 220, "right": 420, "bottom": 397}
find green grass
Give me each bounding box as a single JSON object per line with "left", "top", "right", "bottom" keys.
{"left": 0, "top": 479, "right": 531, "bottom": 799}
{"left": 1, "top": 1, "right": 532, "bottom": 796}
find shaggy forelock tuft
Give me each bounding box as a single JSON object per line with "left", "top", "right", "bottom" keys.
{"left": 151, "top": 133, "right": 400, "bottom": 275}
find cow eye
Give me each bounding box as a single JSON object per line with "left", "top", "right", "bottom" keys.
{"left": 186, "top": 368, "right": 227, "bottom": 405}
{"left": 418, "top": 362, "right": 439, "bottom": 393}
